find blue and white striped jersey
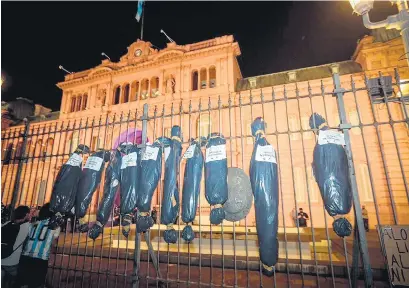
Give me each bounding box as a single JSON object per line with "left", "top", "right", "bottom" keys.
{"left": 22, "top": 219, "right": 60, "bottom": 260}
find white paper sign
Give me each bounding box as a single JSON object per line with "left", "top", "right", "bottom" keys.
{"left": 84, "top": 156, "right": 103, "bottom": 171}
{"left": 318, "top": 130, "right": 345, "bottom": 146}
{"left": 206, "top": 144, "right": 227, "bottom": 163}
{"left": 66, "top": 154, "right": 83, "bottom": 167}
{"left": 380, "top": 225, "right": 409, "bottom": 287}
{"left": 121, "top": 152, "right": 137, "bottom": 169}
{"left": 164, "top": 147, "right": 171, "bottom": 162}
{"left": 183, "top": 144, "right": 196, "bottom": 159}
{"left": 142, "top": 146, "right": 159, "bottom": 161}
{"left": 255, "top": 145, "right": 276, "bottom": 163}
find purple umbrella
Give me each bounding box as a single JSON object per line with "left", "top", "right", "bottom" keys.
{"left": 113, "top": 128, "right": 146, "bottom": 207}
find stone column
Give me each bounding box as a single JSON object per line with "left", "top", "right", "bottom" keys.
{"left": 87, "top": 86, "right": 92, "bottom": 109}
{"left": 217, "top": 59, "right": 222, "bottom": 87}
{"left": 64, "top": 91, "right": 72, "bottom": 113}
{"left": 159, "top": 70, "right": 164, "bottom": 95}
{"left": 207, "top": 67, "right": 210, "bottom": 88}
{"left": 105, "top": 82, "right": 112, "bottom": 106}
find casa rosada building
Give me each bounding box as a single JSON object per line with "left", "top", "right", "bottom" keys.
{"left": 2, "top": 29, "right": 409, "bottom": 229}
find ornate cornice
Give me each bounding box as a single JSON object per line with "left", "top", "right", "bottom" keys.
{"left": 57, "top": 42, "right": 237, "bottom": 90}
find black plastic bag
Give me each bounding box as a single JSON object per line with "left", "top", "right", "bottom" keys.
{"left": 161, "top": 126, "right": 182, "bottom": 244}
{"left": 89, "top": 148, "right": 122, "bottom": 240}
{"left": 310, "top": 113, "right": 353, "bottom": 237}
{"left": 136, "top": 139, "right": 166, "bottom": 233}
{"left": 50, "top": 145, "right": 89, "bottom": 215}
{"left": 181, "top": 138, "right": 205, "bottom": 242}
{"left": 250, "top": 117, "right": 279, "bottom": 277}
{"left": 76, "top": 149, "right": 110, "bottom": 232}
{"left": 205, "top": 133, "right": 228, "bottom": 225}
{"left": 119, "top": 142, "right": 140, "bottom": 237}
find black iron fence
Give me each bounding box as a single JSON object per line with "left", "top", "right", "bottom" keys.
{"left": 2, "top": 68, "right": 409, "bottom": 287}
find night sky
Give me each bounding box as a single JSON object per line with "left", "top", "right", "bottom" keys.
{"left": 1, "top": 1, "right": 398, "bottom": 111}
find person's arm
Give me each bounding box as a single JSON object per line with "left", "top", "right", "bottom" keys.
{"left": 305, "top": 213, "right": 309, "bottom": 219}
{"left": 52, "top": 227, "right": 61, "bottom": 239}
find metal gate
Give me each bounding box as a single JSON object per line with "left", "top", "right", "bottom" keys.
{"left": 2, "top": 68, "right": 409, "bottom": 287}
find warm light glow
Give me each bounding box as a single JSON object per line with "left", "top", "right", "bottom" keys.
{"left": 0, "top": 78, "right": 3, "bottom": 87}
{"left": 349, "top": 0, "right": 374, "bottom": 15}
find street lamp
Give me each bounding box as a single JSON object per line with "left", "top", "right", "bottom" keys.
{"left": 350, "top": 0, "right": 409, "bottom": 65}
{"left": 101, "top": 52, "right": 111, "bottom": 61}
{"left": 59, "top": 65, "right": 73, "bottom": 74}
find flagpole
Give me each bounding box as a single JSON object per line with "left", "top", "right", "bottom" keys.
{"left": 140, "top": 2, "right": 145, "bottom": 40}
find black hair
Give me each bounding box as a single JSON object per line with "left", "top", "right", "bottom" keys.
{"left": 14, "top": 205, "right": 30, "bottom": 221}
{"left": 38, "top": 203, "right": 53, "bottom": 220}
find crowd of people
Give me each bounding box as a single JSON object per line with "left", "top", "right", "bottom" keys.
{"left": 1, "top": 203, "right": 60, "bottom": 288}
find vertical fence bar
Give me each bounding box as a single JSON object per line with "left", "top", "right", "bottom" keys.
{"left": 10, "top": 119, "right": 29, "bottom": 211}
{"left": 133, "top": 103, "right": 149, "bottom": 288}
{"left": 332, "top": 71, "right": 373, "bottom": 287}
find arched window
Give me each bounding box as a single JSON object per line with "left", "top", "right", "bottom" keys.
{"left": 132, "top": 81, "right": 140, "bottom": 101}
{"left": 35, "top": 139, "right": 43, "bottom": 158}
{"left": 200, "top": 68, "right": 207, "bottom": 89}
{"left": 141, "top": 79, "right": 149, "bottom": 100}
{"left": 151, "top": 77, "right": 159, "bottom": 98}
{"left": 76, "top": 95, "right": 82, "bottom": 112}
{"left": 209, "top": 66, "right": 216, "bottom": 88}
{"left": 197, "top": 114, "right": 212, "bottom": 138}
{"left": 69, "top": 131, "right": 80, "bottom": 154}
{"left": 26, "top": 140, "right": 35, "bottom": 158}
{"left": 45, "top": 138, "right": 54, "bottom": 156}
{"left": 192, "top": 71, "right": 198, "bottom": 91}
{"left": 166, "top": 76, "right": 175, "bottom": 94}
{"left": 123, "top": 84, "right": 130, "bottom": 103}
{"left": 82, "top": 94, "right": 88, "bottom": 110}
{"left": 113, "top": 86, "right": 121, "bottom": 105}
{"left": 70, "top": 97, "right": 76, "bottom": 113}
{"left": 15, "top": 141, "right": 23, "bottom": 160}
{"left": 3, "top": 143, "right": 13, "bottom": 164}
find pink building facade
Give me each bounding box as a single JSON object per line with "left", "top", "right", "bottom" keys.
{"left": 2, "top": 31, "right": 409, "bottom": 230}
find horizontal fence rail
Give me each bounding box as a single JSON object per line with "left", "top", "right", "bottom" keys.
{"left": 2, "top": 69, "right": 409, "bottom": 287}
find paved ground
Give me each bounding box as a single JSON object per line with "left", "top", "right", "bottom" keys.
{"left": 47, "top": 254, "right": 389, "bottom": 288}
{"left": 46, "top": 228, "right": 389, "bottom": 287}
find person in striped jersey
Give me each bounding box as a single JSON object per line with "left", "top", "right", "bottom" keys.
{"left": 15, "top": 203, "right": 60, "bottom": 288}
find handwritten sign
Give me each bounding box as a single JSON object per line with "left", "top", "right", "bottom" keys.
{"left": 206, "top": 144, "right": 226, "bottom": 163}
{"left": 142, "top": 146, "right": 159, "bottom": 161}
{"left": 380, "top": 225, "right": 409, "bottom": 287}
{"left": 84, "top": 156, "right": 103, "bottom": 171}
{"left": 255, "top": 145, "right": 276, "bottom": 163}
{"left": 183, "top": 144, "right": 196, "bottom": 159}
{"left": 318, "top": 130, "right": 345, "bottom": 146}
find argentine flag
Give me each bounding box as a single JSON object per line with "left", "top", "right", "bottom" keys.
{"left": 136, "top": 0, "right": 144, "bottom": 22}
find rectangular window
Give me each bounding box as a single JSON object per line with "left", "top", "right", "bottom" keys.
{"left": 70, "top": 97, "right": 76, "bottom": 113}
{"left": 91, "top": 136, "right": 100, "bottom": 151}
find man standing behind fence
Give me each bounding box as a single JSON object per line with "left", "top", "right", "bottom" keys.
{"left": 362, "top": 205, "right": 369, "bottom": 232}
